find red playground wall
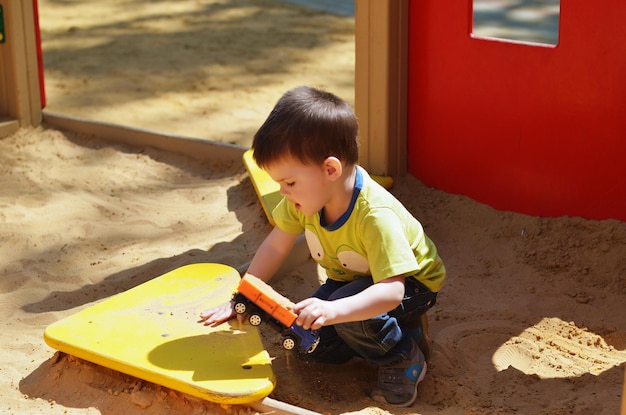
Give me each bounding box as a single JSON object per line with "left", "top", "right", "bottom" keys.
{"left": 407, "top": 1, "right": 626, "bottom": 221}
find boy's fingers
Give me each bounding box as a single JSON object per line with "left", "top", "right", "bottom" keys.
{"left": 199, "top": 310, "right": 214, "bottom": 320}
{"left": 293, "top": 297, "right": 313, "bottom": 313}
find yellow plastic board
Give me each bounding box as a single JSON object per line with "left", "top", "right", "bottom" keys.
{"left": 44, "top": 263, "right": 275, "bottom": 405}
{"left": 243, "top": 149, "right": 283, "bottom": 226}
{"left": 243, "top": 149, "right": 394, "bottom": 226}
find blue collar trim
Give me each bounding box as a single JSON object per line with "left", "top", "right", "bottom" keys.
{"left": 319, "top": 167, "right": 363, "bottom": 230}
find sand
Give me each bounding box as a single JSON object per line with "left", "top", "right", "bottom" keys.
{"left": 39, "top": 0, "right": 355, "bottom": 147}
{"left": 1, "top": 0, "right": 625, "bottom": 414}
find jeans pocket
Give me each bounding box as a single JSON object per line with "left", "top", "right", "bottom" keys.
{"left": 389, "top": 279, "right": 437, "bottom": 325}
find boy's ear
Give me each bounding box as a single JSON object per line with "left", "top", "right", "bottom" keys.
{"left": 323, "top": 156, "right": 343, "bottom": 180}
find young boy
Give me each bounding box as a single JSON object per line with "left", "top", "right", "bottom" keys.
{"left": 199, "top": 86, "right": 446, "bottom": 407}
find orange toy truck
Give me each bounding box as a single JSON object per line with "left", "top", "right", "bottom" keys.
{"left": 233, "top": 275, "right": 319, "bottom": 353}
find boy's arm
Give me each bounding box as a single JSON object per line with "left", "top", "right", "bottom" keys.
{"left": 294, "top": 275, "right": 406, "bottom": 330}
{"left": 245, "top": 226, "right": 300, "bottom": 282}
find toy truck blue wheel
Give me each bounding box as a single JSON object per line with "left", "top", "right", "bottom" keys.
{"left": 281, "top": 335, "right": 297, "bottom": 351}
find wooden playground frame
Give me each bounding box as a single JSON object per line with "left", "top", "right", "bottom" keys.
{"left": 0, "top": 0, "right": 407, "bottom": 178}
{"left": 0, "top": 0, "right": 43, "bottom": 137}
{"left": 2, "top": 1, "right": 624, "bottom": 413}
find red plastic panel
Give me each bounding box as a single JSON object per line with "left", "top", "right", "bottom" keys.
{"left": 407, "top": 1, "right": 626, "bottom": 221}
{"left": 33, "top": 0, "right": 46, "bottom": 108}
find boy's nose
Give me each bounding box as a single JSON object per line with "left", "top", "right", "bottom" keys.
{"left": 279, "top": 184, "right": 290, "bottom": 196}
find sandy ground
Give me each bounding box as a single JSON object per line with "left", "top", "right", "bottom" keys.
{"left": 39, "top": 0, "right": 355, "bottom": 147}
{"left": 1, "top": 0, "right": 625, "bottom": 414}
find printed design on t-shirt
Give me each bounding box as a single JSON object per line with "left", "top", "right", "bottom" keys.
{"left": 336, "top": 249, "right": 369, "bottom": 274}
{"left": 304, "top": 229, "right": 370, "bottom": 276}
{"left": 304, "top": 228, "right": 325, "bottom": 261}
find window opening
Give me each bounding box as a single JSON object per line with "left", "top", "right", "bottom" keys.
{"left": 473, "top": 0, "right": 560, "bottom": 46}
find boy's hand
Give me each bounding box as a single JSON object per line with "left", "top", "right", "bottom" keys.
{"left": 198, "top": 301, "right": 235, "bottom": 327}
{"left": 294, "top": 297, "right": 338, "bottom": 331}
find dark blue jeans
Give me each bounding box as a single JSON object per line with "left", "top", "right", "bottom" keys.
{"left": 299, "top": 276, "right": 437, "bottom": 366}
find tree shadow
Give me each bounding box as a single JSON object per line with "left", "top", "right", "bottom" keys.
{"left": 21, "top": 173, "right": 269, "bottom": 313}
{"left": 39, "top": 0, "right": 356, "bottom": 145}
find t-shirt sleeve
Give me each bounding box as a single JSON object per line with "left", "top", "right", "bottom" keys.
{"left": 360, "top": 208, "right": 420, "bottom": 283}
{"left": 272, "top": 197, "right": 306, "bottom": 235}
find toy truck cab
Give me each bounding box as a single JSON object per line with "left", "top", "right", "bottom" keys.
{"left": 233, "top": 275, "right": 319, "bottom": 354}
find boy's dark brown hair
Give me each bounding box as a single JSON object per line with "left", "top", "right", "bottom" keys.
{"left": 252, "top": 86, "right": 359, "bottom": 169}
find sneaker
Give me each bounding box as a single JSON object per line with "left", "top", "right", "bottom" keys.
{"left": 371, "top": 339, "right": 427, "bottom": 407}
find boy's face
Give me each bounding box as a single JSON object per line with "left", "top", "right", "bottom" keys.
{"left": 265, "top": 155, "right": 334, "bottom": 217}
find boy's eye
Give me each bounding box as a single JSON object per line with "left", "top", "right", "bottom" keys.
{"left": 286, "top": 182, "right": 295, "bottom": 187}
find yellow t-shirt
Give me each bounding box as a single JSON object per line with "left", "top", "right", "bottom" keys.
{"left": 273, "top": 167, "right": 446, "bottom": 292}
